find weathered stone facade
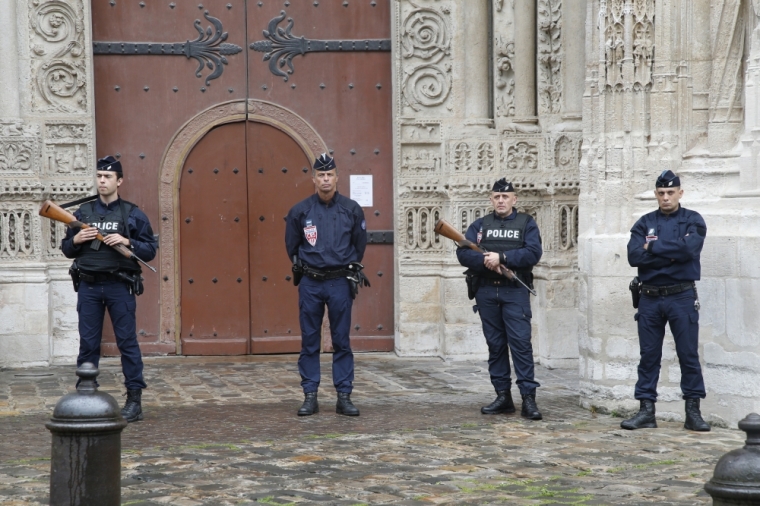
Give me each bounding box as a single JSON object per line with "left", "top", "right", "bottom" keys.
{"left": 1, "top": 0, "right": 759, "bottom": 428}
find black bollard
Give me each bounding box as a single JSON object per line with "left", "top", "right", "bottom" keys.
{"left": 705, "top": 413, "right": 760, "bottom": 505}
{"left": 46, "top": 362, "right": 128, "bottom": 506}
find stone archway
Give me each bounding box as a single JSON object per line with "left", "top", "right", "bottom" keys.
{"left": 156, "top": 99, "right": 328, "bottom": 352}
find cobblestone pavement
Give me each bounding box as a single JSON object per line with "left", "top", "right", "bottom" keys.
{"left": 0, "top": 355, "right": 742, "bottom": 505}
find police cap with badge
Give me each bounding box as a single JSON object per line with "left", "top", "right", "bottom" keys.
{"left": 314, "top": 153, "right": 336, "bottom": 171}
{"left": 492, "top": 178, "right": 515, "bottom": 193}
{"left": 97, "top": 155, "right": 123, "bottom": 176}
{"left": 655, "top": 170, "right": 680, "bottom": 188}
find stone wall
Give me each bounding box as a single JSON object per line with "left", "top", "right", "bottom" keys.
{"left": 392, "top": 0, "right": 584, "bottom": 367}
{"left": 578, "top": 0, "right": 760, "bottom": 428}
{"left": 0, "top": 0, "right": 95, "bottom": 368}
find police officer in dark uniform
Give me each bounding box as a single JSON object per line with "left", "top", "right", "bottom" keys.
{"left": 285, "top": 153, "right": 368, "bottom": 417}
{"left": 457, "top": 178, "right": 544, "bottom": 420}
{"left": 623, "top": 170, "right": 710, "bottom": 431}
{"left": 61, "top": 156, "right": 157, "bottom": 423}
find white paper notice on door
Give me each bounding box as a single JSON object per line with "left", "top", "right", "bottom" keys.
{"left": 350, "top": 175, "right": 373, "bottom": 207}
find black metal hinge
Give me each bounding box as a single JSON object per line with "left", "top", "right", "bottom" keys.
{"left": 250, "top": 11, "right": 391, "bottom": 81}
{"left": 367, "top": 230, "right": 393, "bottom": 244}
{"left": 92, "top": 11, "right": 242, "bottom": 85}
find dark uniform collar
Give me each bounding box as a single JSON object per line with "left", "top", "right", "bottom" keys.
{"left": 492, "top": 209, "right": 518, "bottom": 221}
{"left": 316, "top": 191, "right": 340, "bottom": 207}
{"left": 95, "top": 196, "right": 123, "bottom": 212}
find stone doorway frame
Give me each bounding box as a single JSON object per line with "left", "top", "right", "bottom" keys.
{"left": 157, "top": 99, "right": 328, "bottom": 353}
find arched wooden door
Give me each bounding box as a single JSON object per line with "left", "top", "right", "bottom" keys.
{"left": 92, "top": 0, "right": 394, "bottom": 355}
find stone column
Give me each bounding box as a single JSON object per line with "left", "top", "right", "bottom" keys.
{"left": 0, "top": 0, "right": 20, "bottom": 117}
{"left": 513, "top": 0, "right": 537, "bottom": 124}
{"left": 464, "top": 0, "right": 491, "bottom": 121}
{"left": 563, "top": 0, "right": 587, "bottom": 119}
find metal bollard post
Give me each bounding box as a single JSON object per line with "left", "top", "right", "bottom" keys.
{"left": 705, "top": 413, "right": 760, "bottom": 505}
{"left": 46, "top": 362, "right": 128, "bottom": 506}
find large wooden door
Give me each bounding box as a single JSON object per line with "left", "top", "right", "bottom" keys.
{"left": 92, "top": 0, "right": 394, "bottom": 355}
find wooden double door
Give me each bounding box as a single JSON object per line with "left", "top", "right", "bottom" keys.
{"left": 92, "top": 0, "right": 393, "bottom": 355}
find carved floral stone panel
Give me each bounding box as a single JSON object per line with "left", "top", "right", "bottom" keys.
{"left": 538, "top": 0, "right": 563, "bottom": 114}
{"left": 0, "top": 205, "right": 38, "bottom": 260}
{"left": 400, "top": 202, "right": 445, "bottom": 252}
{"left": 398, "top": 1, "right": 453, "bottom": 114}
{"left": 449, "top": 140, "right": 497, "bottom": 172}
{"left": 0, "top": 123, "right": 41, "bottom": 176}
{"left": 29, "top": 0, "right": 88, "bottom": 113}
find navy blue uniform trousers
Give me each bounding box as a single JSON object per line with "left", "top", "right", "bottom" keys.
{"left": 77, "top": 280, "right": 146, "bottom": 390}
{"left": 475, "top": 284, "right": 540, "bottom": 396}
{"left": 635, "top": 288, "right": 705, "bottom": 401}
{"left": 298, "top": 276, "right": 354, "bottom": 393}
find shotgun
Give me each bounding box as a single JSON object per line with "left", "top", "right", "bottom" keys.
{"left": 434, "top": 218, "right": 537, "bottom": 296}
{"left": 39, "top": 200, "right": 157, "bottom": 273}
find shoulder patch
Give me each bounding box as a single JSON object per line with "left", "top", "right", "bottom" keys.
{"left": 361, "top": 219, "right": 366, "bottom": 230}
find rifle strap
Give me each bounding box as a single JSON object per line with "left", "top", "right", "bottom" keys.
{"left": 60, "top": 194, "right": 98, "bottom": 209}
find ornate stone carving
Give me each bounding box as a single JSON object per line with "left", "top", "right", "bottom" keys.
{"left": 710, "top": 0, "right": 745, "bottom": 124}
{"left": 400, "top": 2, "right": 452, "bottom": 112}
{"left": 44, "top": 122, "right": 91, "bottom": 175}
{"left": 400, "top": 122, "right": 442, "bottom": 144}
{"left": 600, "top": 0, "right": 654, "bottom": 90}
{"left": 553, "top": 135, "right": 580, "bottom": 170}
{"left": 495, "top": 37, "right": 516, "bottom": 118}
{"left": 450, "top": 141, "right": 497, "bottom": 172}
{"left": 29, "top": 0, "right": 87, "bottom": 113}
{"left": 0, "top": 206, "right": 37, "bottom": 260}
{"left": 505, "top": 141, "right": 539, "bottom": 171}
{"left": 537, "top": 0, "right": 563, "bottom": 114}
{"left": 0, "top": 123, "right": 41, "bottom": 176}
{"left": 401, "top": 204, "right": 444, "bottom": 251}
{"left": 401, "top": 147, "right": 442, "bottom": 174}
{"left": 457, "top": 204, "right": 492, "bottom": 234}
{"left": 558, "top": 203, "right": 579, "bottom": 251}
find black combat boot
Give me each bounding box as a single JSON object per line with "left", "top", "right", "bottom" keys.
{"left": 297, "top": 392, "right": 319, "bottom": 416}
{"left": 620, "top": 399, "right": 657, "bottom": 430}
{"left": 336, "top": 392, "right": 360, "bottom": 416}
{"left": 481, "top": 390, "right": 516, "bottom": 414}
{"left": 684, "top": 398, "right": 711, "bottom": 432}
{"left": 521, "top": 394, "right": 543, "bottom": 420}
{"left": 121, "top": 389, "right": 143, "bottom": 423}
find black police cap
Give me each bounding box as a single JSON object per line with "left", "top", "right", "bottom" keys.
{"left": 492, "top": 178, "right": 515, "bottom": 193}
{"left": 655, "top": 169, "right": 680, "bottom": 188}
{"left": 313, "top": 153, "right": 336, "bottom": 171}
{"left": 97, "top": 155, "right": 122, "bottom": 174}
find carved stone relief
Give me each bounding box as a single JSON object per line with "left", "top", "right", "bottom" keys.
{"left": 551, "top": 134, "right": 582, "bottom": 170}
{"left": 400, "top": 122, "right": 442, "bottom": 144}
{"left": 495, "top": 37, "right": 516, "bottom": 118}
{"left": 538, "top": 0, "right": 563, "bottom": 114}
{"left": 401, "top": 146, "right": 442, "bottom": 173}
{"left": 399, "top": 1, "right": 453, "bottom": 113}
{"left": 600, "top": 0, "right": 654, "bottom": 90}
{"left": 0, "top": 205, "right": 38, "bottom": 260}
{"left": 0, "top": 123, "right": 41, "bottom": 176}
{"left": 400, "top": 204, "right": 445, "bottom": 251}
{"left": 504, "top": 141, "right": 540, "bottom": 171}
{"left": 29, "top": 0, "right": 88, "bottom": 113}
{"left": 450, "top": 140, "right": 497, "bottom": 172}
{"left": 44, "top": 122, "right": 91, "bottom": 174}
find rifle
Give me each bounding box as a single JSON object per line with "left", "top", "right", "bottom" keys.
{"left": 434, "top": 218, "right": 537, "bottom": 296}
{"left": 39, "top": 200, "right": 157, "bottom": 273}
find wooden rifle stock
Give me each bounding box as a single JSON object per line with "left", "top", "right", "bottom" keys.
{"left": 39, "top": 200, "right": 156, "bottom": 272}
{"left": 433, "top": 218, "right": 537, "bottom": 296}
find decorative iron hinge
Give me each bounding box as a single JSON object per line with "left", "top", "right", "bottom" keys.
{"left": 366, "top": 230, "right": 394, "bottom": 245}
{"left": 250, "top": 11, "right": 391, "bottom": 81}
{"left": 92, "top": 11, "right": 242, "bottom": 85}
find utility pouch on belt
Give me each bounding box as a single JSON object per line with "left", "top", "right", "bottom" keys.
{"left": 465, "top": 272, "right": 478, "bottom": 300}
{"left": 629, "top": 276, "right": 641, "bottom": 309}
{"left": 68, "top": 261, "right": 81, "bottom": 293}
{"left": 115, "top": 271, "right": 144, "bottom": 296}
{"left": 292, "top": 256, "right": 304, "bottom": 287}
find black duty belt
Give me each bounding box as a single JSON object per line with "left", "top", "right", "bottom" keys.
{"left": 482, "top": 277, "right": 520, "bottom": 288}
{"left": 641, "top": 283, "right": 693, "bottom": 297}
{"left": 79, "top": 271, "right": 121, "bottom": 283}
{"left": 303, "top": 266, "right": 351, "bottom": 281}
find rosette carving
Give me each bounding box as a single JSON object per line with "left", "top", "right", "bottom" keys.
{"left": 36, "top": 59, "right": 86, "bottom": 112}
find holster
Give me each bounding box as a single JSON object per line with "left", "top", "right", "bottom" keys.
{"left": 292, "top": 256, "right": 304, "bottom": 286}
{"left": 115, "top": 271, "right": 144, "bottom": 296}
{"left": 68, "top": 261, "right": 81, "bottom": 293}
{"left": 465, "top": 272, "right": 478, "bottom": 300}
{"left": 629, "top": 276, "right": 641, "bottom": 309}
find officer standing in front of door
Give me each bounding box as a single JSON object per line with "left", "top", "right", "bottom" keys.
{"left": 61, "top": 156, "right": 157, "bottom": 423}
{"left": 285, "top": 153, "right": 368, "bottom": 417}
{"left": 622, "top": 170, "right": 710, "bottom": 431}
{"left": 457, "top": 178, "right": 544, "bottom": 420}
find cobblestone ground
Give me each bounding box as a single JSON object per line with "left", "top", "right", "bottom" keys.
{"left": 0, "top": 355, "right": 741, "bottom": 505}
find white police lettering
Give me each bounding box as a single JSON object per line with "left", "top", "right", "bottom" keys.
{"left": 485, "top": 229, "right": 521, "bottom": 239}
{"left": 92, "top": 222, "right": 119, "bottom": 232}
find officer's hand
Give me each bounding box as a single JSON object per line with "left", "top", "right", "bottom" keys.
{"left": 483, "top": 252, "right": 501, "bottom": 271}
{"left": 72, "top": 227, "right": 99, "bottom": 245}
{"left": 102, "top": 233, "right": 130, "bottom": 247}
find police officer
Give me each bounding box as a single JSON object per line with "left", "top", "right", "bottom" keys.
{"left": 285, "top": 153, "right": 368, "bottom": 417}
{"left": 457, "top": 178, "right": 544, "bottom": 420}
{"left": 622, "top": 170, "right": 710, "bottom": 431}
{"left": 61, "top": 156, "right": 157, "bottom": 423}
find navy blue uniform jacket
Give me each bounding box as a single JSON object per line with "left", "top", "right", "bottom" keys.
{"left": 456, "top": 210, "right": 543, "bottom": 275}
{"left": 627, "top": 205, "right": 706, "bottom": 285}
{"left": 285, "top": 192, "right": 367, "bottom": 269}
{"left": 61, "top": 198, "right": 157, "bottom": 262}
